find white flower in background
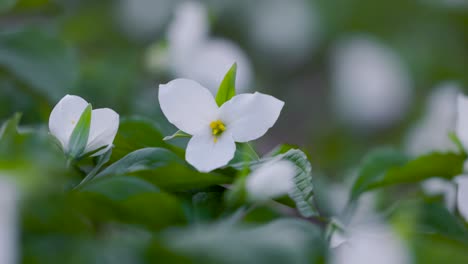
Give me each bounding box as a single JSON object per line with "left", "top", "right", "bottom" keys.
{"left": 0, "top": 177, "right": 18, "bottom": 264}
{"left": 158, "top": 79, "right": 283, "bottom": 172}
{"left": 166, "top": 1, "right": 252, "bottom": 94}
{"left": 331, "top": 224, "right": 411, "bottom": 264}
{"left": 422, "top": 178, "right": 457, "bottom": 212}
{"left": 331, "top": 36, "right": 412, "bottom": 130}
{"left": 116, "top": 0, "right": 174, "bottom": 40}
{"left": 246, "top": 160, "right": 296, "bottom": 201}
{"left": 247, "top": 0, "right": 321, "bottom": 68}
{"left": 405, "top": 83, "right": 459, "bottom": 156}
{"left": 49, "top": 95, "right": 119, "bottom": 157}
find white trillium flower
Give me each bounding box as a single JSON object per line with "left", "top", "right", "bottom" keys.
{"left": 49, "top": 95, "right": 120, "bottom": 157}
{"left": 158, "top": 79, "right": 284, "bottom": 172}
{"left": 246, "top": 160, "right": 296, "bottom": 201}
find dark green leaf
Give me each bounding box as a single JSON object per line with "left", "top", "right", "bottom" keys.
{"left": 351, "top": 149, "right": 467, "bottom": 201}
{"left": 79, "top": 175, "right": 159, "bottom": 201}
{"left": 215, "top": 63, "right": 237, "bottom": 106}
{"left": 96, "top": 147, "right": 183, "bottom": 178}
{"left": 350, "top": 148, "right": 408, "bottom": 201}
{"left": 68, "top": 104, "right": 92, "bottom": 159}
{"left": 421, "top": 201, "right": 468, "bottom": 244}
{"left": 0, "top": 27, "right": 78, "bottom": 101}
{"left": 136, "top": 166, "right": 232, "bottom": 191}
{"left": 110, "top": 117, "right": 183, "bottom": 163}
{"left": 94, "top": 147, "right": 231, "bottom": 191}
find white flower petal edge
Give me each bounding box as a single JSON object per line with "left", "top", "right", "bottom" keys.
{"left": 246, "top": 160, "right": 296, "bottom": 201}
{"left": 186, "top": 131, "right": 236, "bottom": 172}
{"left": 456, "top": 94, "right": 468, "bottom": 151}
{"left": 86, "top": 108, "right": 120, "bottom": 156}
{"left": 158, "top": 79, "right": 219, "bottom": 135}
{"left": 455, "top": 175, "right": 468, "bottom": 221}
{"left": 49, "top": 94, "right": 119, "bottom": 157}
{"left": 49, "top": 95, "right": 88, "bottom": 152}
{"left": 220, "top": 93, "right": 284, "bottom": 142}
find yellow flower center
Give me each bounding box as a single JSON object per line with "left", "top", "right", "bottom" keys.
{"left": 210, "top": 120, "right": 226, "bottom": 142}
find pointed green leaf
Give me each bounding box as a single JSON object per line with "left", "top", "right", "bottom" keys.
{"left": 350, "top": 149, "right": 467, "bottom": 201}
{"left": 68, "top": 104, "right": 92, "bottom": 159}
{"left": 350, "top": 148, "right": 408, "bottom": 201}
{"left": 163, "top": 130, "right": 191, "bottom": 141}
{"left": 215, "top": 63, "right": 237, "bottom": 106}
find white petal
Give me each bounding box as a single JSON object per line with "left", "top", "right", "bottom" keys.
{"left": 158, "top": 79, "right": 219, "bottom": 135}
{"left": 219, "top": 92, "right": 284, "bottom": 142}
{"left": 456, "top": 94, "right": 468, "bottom": 151}
{"left": 85, "top": 108, "right": 120, "bottom": 156}
{"left": 185, "top": 130, "right": 235, "bottom": 172}
{"left": 455, "top": 175, "right": 468, "bottom": 221}
{"left": 246, "top": 160, "right": 296, "bottom": 201}
{"left": 48, "top": 95, "right": 88, "bottom": 151}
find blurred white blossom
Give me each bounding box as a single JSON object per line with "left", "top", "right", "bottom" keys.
{"left": 246, "top": 160, "right": 296, "bottom": 201}
{"left": 247, "top": 0, "right": 321, "bottom": 68}
{"left": 0, "top": 178, "right": 18, "bottom": 264}
{"left": 331, "top": 223, "right": 411, "bottom": 264}
{"left": 422, "top": 178, "right": 457, "bottom": 212}
{"left": 158, "top": 78, "right": 283, "bottom": 172}
{"left": 331, "top": 36, "right": 412, "bottom": 130}
{"left": 405, "top": 83, "right": 459, "bottom": 156}
{"left": 165, "top": 1, "right": 252, "bottom": 94}
{"left": 116, "top": 0, "right": 174, "bottom": 40}
{"left": 455, "top": 174, "right": 468, "bottom": 221}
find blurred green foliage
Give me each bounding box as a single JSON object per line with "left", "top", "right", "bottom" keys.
{"left": 1, "top": 0, "right": 468, "bottom": 263}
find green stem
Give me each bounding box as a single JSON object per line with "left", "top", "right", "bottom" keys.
{"left": 246, "top": 142, "right": 260, "bottom": 160}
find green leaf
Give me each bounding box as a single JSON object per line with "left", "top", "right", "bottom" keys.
{"left": 0, "top": 112, "right": 22, "bottom": 147}
{"left": 420, "top": 201, "right": 468, "bottom": 244}
{"left": 374, "top": 152, "right": 466, "bottom": 188}
{"left": 120, "top": 192, "right": 186, "bottom": 231}
{"left": 0, "top": 27, "right": 78, "bottom": 101}
{"left": 0, "top": 0, "right": 16, "bottom": 12}
{"left": 94, "top": 147, "right": 231, "bottom": 191}
{"left": 74, "top": 148, "right": 113, "bottom": 189}
{"left": 96, "top": 147, "right": 183, "bottom": 178}
{"left": 68, "top": 104, "right": 92, "bottom": 159}
{"left": 79, "top": 175, "right": 159, "bottom": 201}
{"left": 163, "top": 130, "right": 191, "bottom": 141}
{"left": 350, "top": 149, "right": 467, "bottom": 201}
{"left": 164, "top": 219, "right": 325, "bottom": 264}
{"left": 280, "top": 149, "right": 318, "bottom": 217}
{"left": 136, "top": 165, "right": 232, "bottom": 191}
{"left": 215, "top": 63, "right": 237, "bottom": 106}
{"left": 350, "top": 148, "right": 408, "bottom": 201}
{"left": 110, "top": 117, "right": 183, "bottom": 163}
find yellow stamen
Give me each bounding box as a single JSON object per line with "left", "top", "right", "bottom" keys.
{"left": 210, "top": 120, "right": 226, "bottom": 142}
